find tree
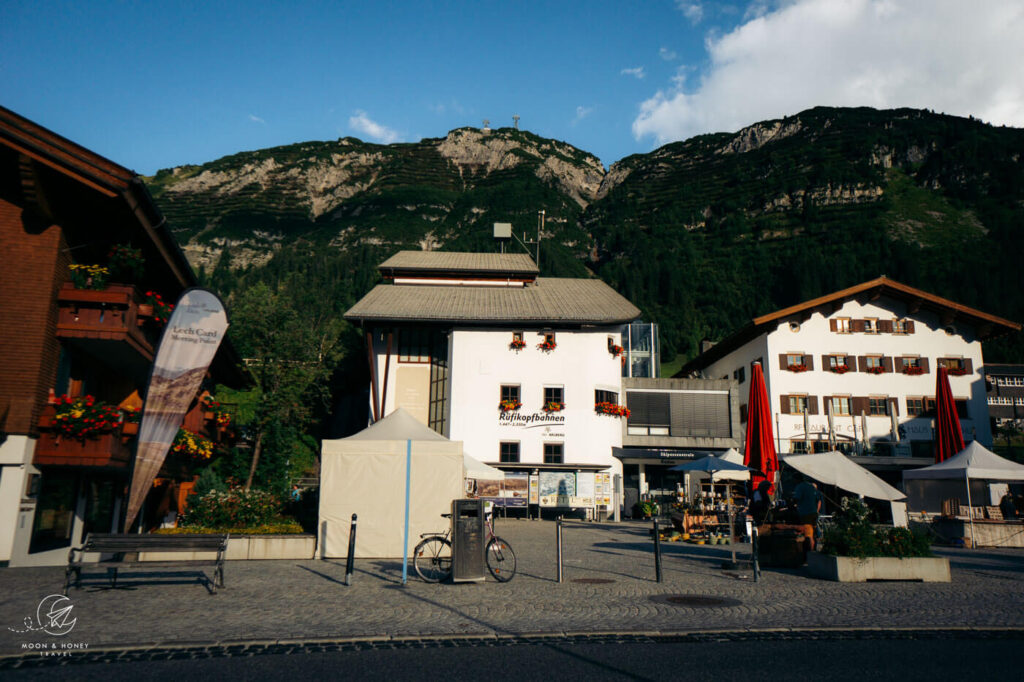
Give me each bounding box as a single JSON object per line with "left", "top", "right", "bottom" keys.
{"left": 230, "top": 282, "right": 342, "bottom": 490}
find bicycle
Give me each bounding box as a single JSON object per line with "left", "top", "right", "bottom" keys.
{"left": 413, "top": 510, "right": 517, "bottom": 583}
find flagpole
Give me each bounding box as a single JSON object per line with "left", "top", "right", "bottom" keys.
{"left": 402, "top": 438, "right": 412, "bottom": 584}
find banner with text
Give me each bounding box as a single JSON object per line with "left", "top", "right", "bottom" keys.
{"left": 124, "top": 289, "right": 229, "bottom": 530}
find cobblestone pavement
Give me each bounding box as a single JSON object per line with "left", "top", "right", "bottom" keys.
{"left": 1, "top": 519, "right": 1022, "bottom": 658}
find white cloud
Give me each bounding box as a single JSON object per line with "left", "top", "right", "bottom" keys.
{"left": 248, "top": 114, "right": 266, "bottom": 124}
{"left": 659, "top": 47, "right": 678, "bottom": 61}
{"left": 621, "top": 66, "right": 646, "bottom": 80}
{"left": 634, "top": 0, "right": 1024, "bottom": 147}
{"left": 676, "top": 1, "right": 704, "bottom": 24}
{"left": 349, "top": 110, "right": 402, "bottom": 144}
{"left": 572, "top": 105, "right": 593, "bottom": 126}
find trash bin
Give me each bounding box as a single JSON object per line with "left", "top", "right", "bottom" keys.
{"left": 451, "top": 499, "right": 486, "bottom": 582}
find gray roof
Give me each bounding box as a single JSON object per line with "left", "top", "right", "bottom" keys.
{"left": 345, "top": 277, "right": 641, "bottom": 325}
{"left": 378, "top": 251, "right": 539, "bottom": 276}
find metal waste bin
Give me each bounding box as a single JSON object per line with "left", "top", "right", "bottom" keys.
{"left": 451, "top": 499, "right": 486, "bottom": 582}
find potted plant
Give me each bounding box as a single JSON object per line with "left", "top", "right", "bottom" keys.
{"left": 107, "top": 244, "right": 145, "bottom": 281}
{"left": 902, "top": 366, "right": 925, "bottom": 376}
{"left": 68, "top": 264, "right": 110, "bottom": 290}
{"left": 142, "top": 291, "right": 175, "bottom": 324}
{"left": 542, "top": 401, "right": 565, "bottom": 412}
{"left": 172, "top": 428, "right": 217, "bottom": 462}
{"left": 830, "top": 364, "right": 850, "bottom": 374}
{"left": 595, "top": 401, "right": 630, "bottom": 417}
{"left": 867, "top": 365, "right": 886, "bottom": 374}
{"left": 201, "top": 395, "right": 232, "bottom": 427}
{"left": 947, "top": 367, "right": 969, "bottom": 376}
{"left": 509, "top": 338, "right": 526, "bottom": 351}
{"left": 51, "top": 394, "right": 125, "bottom": 439}
{"left": 787, "top": 363, "right": 808, "bottom": 372}
{"left": 538, "top": 338, "right": 557, "bottom": 352}
{"left": 609, "top": 344, "right": 624, "bottom": 357}
{"left": 498, "top": 399, "right": 522, "bottom": 413}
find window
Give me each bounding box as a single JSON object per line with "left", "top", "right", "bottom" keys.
{"left": 595, "top": 389, "right": 618, "bottom": 405}
{"left": 863, "top": 318, "right": 877, "bottom": 334}
{"left": 893, "top": 318, "right": 910, "bottom": 334}
{"left": 512, "top": 331, "right": 523, "bottom": 343}
{"left": 543, "top": 443, "right": 563, "bottom": 464}
{"left": 544, "top": 386, "right": 564, "bottom": 405}
{"left": 830, "top": 396, "right": 851, "bottom": 416}
{"left": 788, "top": 395, "right": 808, "bottom": 414}
{"left": 790, "top": 441, "right": 810, "bottom": 454}
{"left": 835, "top": 318, "right": 851, "bottom": 333}
{"left": 868, "top": 397, "right": 889, "bottom": 416}
{"left": 829, "top": 355, "right": 850, "bottom": 371}
{"left": 733, "top": 367, "right": 746, "bottom": 383}
{"left": 903, "top": 357, "right": 921, "bottom": 368}
{"left": 939, "top": 358, "right": 965, "bottom": 370}
{"left": 398, "top": 328, "right": 431, "bottom": 363}
{"left": 500, "top": 442, "right": 520, "bottom": 463}
{"left": 907, "top": 397, "right": 926, "bottom": 416}
{"left": 866, "top": 356, "right": 883, "bottom": 371}
{"left": 501, "top": 385, "right": 520, "bottom": 403}
{"left": 786, "top": 353, "right": 804, "bottom": 366}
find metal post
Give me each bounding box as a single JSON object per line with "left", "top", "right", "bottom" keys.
{"left": 653, "top": 518, "right": 663, "bottom": 583}
{"left": 752, "top": 526, "right": 761, "bottom": 582}
{"left": 344, "top": 513, "right": 357, "bottom": 586}
{"left": 613, "top": 474, "right": 622, "bottom": 523}
{"left": 556, "top": 516, "right": 563, "bottom": 583}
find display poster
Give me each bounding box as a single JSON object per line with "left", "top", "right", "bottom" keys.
{"left": 125, "top": 289, "right": 228, "bottom": 530}
{"left": 575, "top": 472, "right": 596, "bottom": 507}
{"left": 529, "top": 475, "right": 539, "bottom": 505}
{"left": 594, "top": 472, "right": 612, "bottom": 508}
{"left": 476, "top": 473, "right": 528, "bottom": 508}
{"left": 539, "top": 471, "right": 576, "bottom": 507}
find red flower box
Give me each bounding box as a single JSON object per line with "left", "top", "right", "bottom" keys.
{"left": 543, "top": 401, "right": 565, "bottom": 412}
{"left": 509, "top": 339, "right": 526, "bottom": 351}
{"left": 595, "top": 402, "right": 630, "bottom": 418}
{"left": 830, "top": 365, "right": 850, "bottom": 374}
{"left": 902, "top": 366, "right": 925, "bottom": 376}
{"left": 498, "top": 399, "right": 522, "bottom": 412}
{"left": 867, "top": 366, "right": 886, "bottom": 374}
{"left": 538, "top": 340, "right": 557, "bottom": 352}
{"left": 787, "top": 363, "right": 808, "bottom": 373}
{"left": 947, "top": 367, "right": 969, "bottom": 376}
{"left": 609, "top": 344, "right": 624, "bottom": 358}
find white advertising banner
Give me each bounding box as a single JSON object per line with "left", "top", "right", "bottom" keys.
{"left": 125, "top": 289, "right": 229, "bottom": 530}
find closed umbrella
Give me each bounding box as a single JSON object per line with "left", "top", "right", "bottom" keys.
{"left": 934, "top": 366, "right": 965, "bottom": 463}
{"left": 744, "top": 363, "right": 778, "bottom": 495}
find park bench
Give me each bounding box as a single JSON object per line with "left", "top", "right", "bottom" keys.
{"left": 64, "top": 533, "right": 228, "bottom": 595}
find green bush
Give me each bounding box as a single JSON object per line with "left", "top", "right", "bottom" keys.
{"left": 154, "top": 521, "right": 304, "bottom": 535}
{"left": 821, "top": 498, "right": 933, "bottom": 558}
{"left": 182, "top": 486, "right": 284, "bottom": 529}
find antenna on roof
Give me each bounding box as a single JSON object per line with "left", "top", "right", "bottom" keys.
{"left": 513, "top": 115, "right": 520, "bottom": 130}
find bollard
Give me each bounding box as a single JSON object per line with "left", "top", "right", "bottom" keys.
{"left": 344, "top": 513, "right": 358, "bottom": 586}
{"left": 556, "top": 516, "right": 563, "bottom": 583}
{"left": 653, "top": 518, "right": 663, "bottom": 583}
{"left": 751, "top": 526, "right": 760, "bottom": 582}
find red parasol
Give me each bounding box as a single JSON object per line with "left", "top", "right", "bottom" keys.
{"left": 744, "top": 362, "right": 779, "bottom": 494}
{"left": 934, "top": 366, "right": 965, "bottom": 463}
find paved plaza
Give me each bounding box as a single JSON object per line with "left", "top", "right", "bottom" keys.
{"left": 2, "top": 519, "right": 1023, "bottom": 658}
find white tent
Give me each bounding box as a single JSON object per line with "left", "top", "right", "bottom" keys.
{"left": 902, "top": 441, "right": 1024, "bottom": 481}
{"left": 319, "top": 409, "right": 463, "bottom": 559}
{"left": 689, "top": 448, "right": 751, "bottom": 482}
{"left": 783, "top": 451, "right": 906, "bottom": 501}
{"left": 464, "top": 454, "right": 505, "bottom": 481}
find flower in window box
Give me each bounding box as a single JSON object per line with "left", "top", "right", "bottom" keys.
{"left": 538, "top": 339, "right": 557, "bottom": 352}
{"left": 171, "top": 428, "right": 216, "bottom": 461}
{"left": 107, "top": 244, "right": 145, "bottom": 281}
{"left": 902, "top": 366, "right": 925, "bottom": 376}
{"left": 609, "top": 344, "right": 624, "bottom": 358}
{"left": 830, "top": 365, "right": 850, "bottom": 374}
{"left": 143, "top": 291, "right": 175, "bottom": 324}
{"left": 867, "top": 365, "right": 886, "bottom": 374}
{"left": 69, "top": 264, "right": 110, "bottom": 290}
{"left": 543, "top": 401, "right": 565, "bottom": 412}
{"left": 947, "top": 367, "right": 969, "bottom": 376}
{"left": 51, "top": 394, "right": 125, "bottom": 439}
{"left": 595, "top": 401, "right": 630, "bottom": 417}
{"left": 498, "top": 399, "right": 522, "bottom": 413}
{"left": 787, "top": 363, "right": 808, "bottom": 373}
{"left": 509, "top": 338, "right": 526, "bottom": 351}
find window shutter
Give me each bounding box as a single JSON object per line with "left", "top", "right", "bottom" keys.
{"left": 852, "top": 319, "right": 866, "bottom": 332}
{"left": 821, "top": 354, "right": 831, "bottom": 369}
{"left": 807, "top": 396, "right": 819, "bottom": 415}
{"left": 895, "top": 357, "right": 906, "bottom": 372}
{"left": 804, "top": 355, "right": 814, "bottom": 370}
{"left": 829, "top": 319, "right": 838, "bottom": 332}
{"left": 823, "top": 396, "right": 832, "bottom": 414}
{"left": 921, "top": 357, "right": 930, "bottom": 373}
{"left": 964, "top": 358, "right": 974, "bottom": 374}
{"left": 780, "top": 395, "right": 790, "bottom": 414}
{"left": 852, "top": 397, "right": 869, "bottom": 416}
{"left": 906, "top": 320, "right": 915, "bottom": 333}
{"left": 779, "top": 354, "right": 788, "bottom": 370}
{"left": 858, "top": 356, "right": 868, "bottom": 372}
{"left": 878, "top": 319, "right": 893, "bottom": 333}
{"left": 882, "top": 356, "right": 893, "bottom": 373}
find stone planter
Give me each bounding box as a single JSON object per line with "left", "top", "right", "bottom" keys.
{"left": 139, "top": 534, "right": 316, "bottom": 562}
{"left": 806, "top": 551, "right": 950, "bottom": 582}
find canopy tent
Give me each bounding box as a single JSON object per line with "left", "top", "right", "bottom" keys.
{"left": 669, "top": 454, "right": 756, "bottom": 476}
{"left": 464, "top": 454, "right": 506, "bottom": 481}
{"left": 783, "top": 452, "right": 906, "bottom": 501}
{"left": 319, "top": 409, "right": 463, "bottom": 559}
{"left": 682, "top": 448, "right": 751, "bottom": 482}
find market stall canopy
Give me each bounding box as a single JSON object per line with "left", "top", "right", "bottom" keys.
{"left": 903, "top": 441, "right": 1024, "bottom": 481}
{"left": 677, "top": 448, "right": 752, "bottom": 481}
{"left": 464, "top": 454, "right": 506, "bottom": 480}
{"left": 670, "top": 454, "right": 757, "bottom": 476}
{"left": 783, "top": 451, "right": 906, "bottom": 501}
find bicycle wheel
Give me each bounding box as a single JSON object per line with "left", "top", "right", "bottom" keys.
{"left": 413, "top": 537, "right": 452, "bottom": 583}
{"left": 486, "top": 537, "right": 516, "bottom": 582}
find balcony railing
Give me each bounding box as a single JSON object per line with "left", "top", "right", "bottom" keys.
{"left": 35, "top": 404, "right": 135, "bottom": 469}
{"left": 56, "top": 282, "right": 159, "bottom": 360}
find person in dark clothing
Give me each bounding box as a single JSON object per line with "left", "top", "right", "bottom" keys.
{"left": 1000, "top": 492, "right": 1017, "bottom": 520}
{"left": 748, "top": 480, "right": 773, "bottom": 525}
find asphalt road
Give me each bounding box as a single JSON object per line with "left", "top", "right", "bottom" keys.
{"left": 3, "top": 634, "right": 1020, "bottom": 681}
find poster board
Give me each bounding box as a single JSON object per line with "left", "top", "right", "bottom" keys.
{"left": 594, "top": 472, "right": 612, "bottom": 509}
{"left": 477, "top": 474, "right": 529, "bottom": 508}
{"left": 529, "top": 475, "right": 539, "bottom": 505}
{"left": 573, "top": 472, "right": 596, "bottom": 507}
{"left": 539, "top": 472, "right": 576, "bottom": 507}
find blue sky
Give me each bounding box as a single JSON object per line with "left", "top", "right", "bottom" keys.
{"left": 3, "top": 1, "right": 1023, "bottom": 175}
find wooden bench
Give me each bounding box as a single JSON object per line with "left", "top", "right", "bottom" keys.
{"left": 64, "top": 533, "right": 228, "bottom": 595}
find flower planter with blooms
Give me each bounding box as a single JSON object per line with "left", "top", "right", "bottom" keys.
{"left": 609, "top": 344, "right": 624, "bottom": 358}
{"left": 51, "top": 394, "right": 125, "bottom": 439}
{"left": 69, "top": 264, "right": 109, "bottom": 290}
{"left": 830, "top": 365, "right": 850, "bottom": 374}
{"left": 902, "top": 366, "right": 925, "bottom": 376}
{"left": 787, "top": 363, "right": 808, "bottom": 373}
{"left": 947, "top": 367, "right": 969, "bottom": 376}
{"left": 595, "top": 402, "right": 631, "bottom": 418}
{"left": 201, "top": 395, "right": 232, "bottom": 426}
{"left": 107, "top": 244, "right": 145, "bottom": 281}
{"left": 538, "top": 339, "right": 557, "bottom": 352}
{"left": 543, "top": 401, "right": 565, "bottom": 413}
{"left": 172, "top": 428, "right": 216, "bottom": 462}
{"left": 867, "top": 366, "right": 886, "bottom": 375}
{"left": 144, "top": 291, "right": 175, "bottom": 324}
{"left": 509, "top": 338, "right": 526, "bottom": 351}
{"left": 498, "top": 399, "right": 522, "bottom": 413}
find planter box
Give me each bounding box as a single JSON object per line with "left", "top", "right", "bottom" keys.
{"left": 139, "top": 534, "right": 316, "bottom": 562}
{"left": 806, "top": 551, "right": 950, "bottom": 582}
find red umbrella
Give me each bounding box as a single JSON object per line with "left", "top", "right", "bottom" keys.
{"left": 934, "top": 366, "right": 965, "bottom": 463}
{"left": 744, "top": 362, "right": 779, "bottom": 494}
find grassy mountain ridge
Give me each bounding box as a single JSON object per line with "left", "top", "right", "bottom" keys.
{"left": 145, "top": 106, "right": 1024, "bottom": 365}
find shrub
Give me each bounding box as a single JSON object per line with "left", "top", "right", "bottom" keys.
{"left": 182, "top": 486, "right": 284, "bottom": 529}
{"left": 820, "top": 498, "right": 933, "bottom": 558}
{"left": 154, "top": 521, "right": 304, "bottom": 535}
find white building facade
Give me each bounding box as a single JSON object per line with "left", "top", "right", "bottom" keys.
{"left": 678, "top": 278, "right": 1020, "bottom": 475}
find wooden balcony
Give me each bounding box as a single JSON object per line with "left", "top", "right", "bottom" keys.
{"left": 34, "top": 404, "right": 135, "bottom": 469}
{"left": 56, "top": 282, "right": 160, "bottom": 380}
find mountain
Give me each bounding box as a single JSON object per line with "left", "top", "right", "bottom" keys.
{"left": 145, "top": 107, "right": 1024, "bottom": 365}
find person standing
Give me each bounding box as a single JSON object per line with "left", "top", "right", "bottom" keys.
{"left": 792, "top": 476, "right": 823, "bottom": 548}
